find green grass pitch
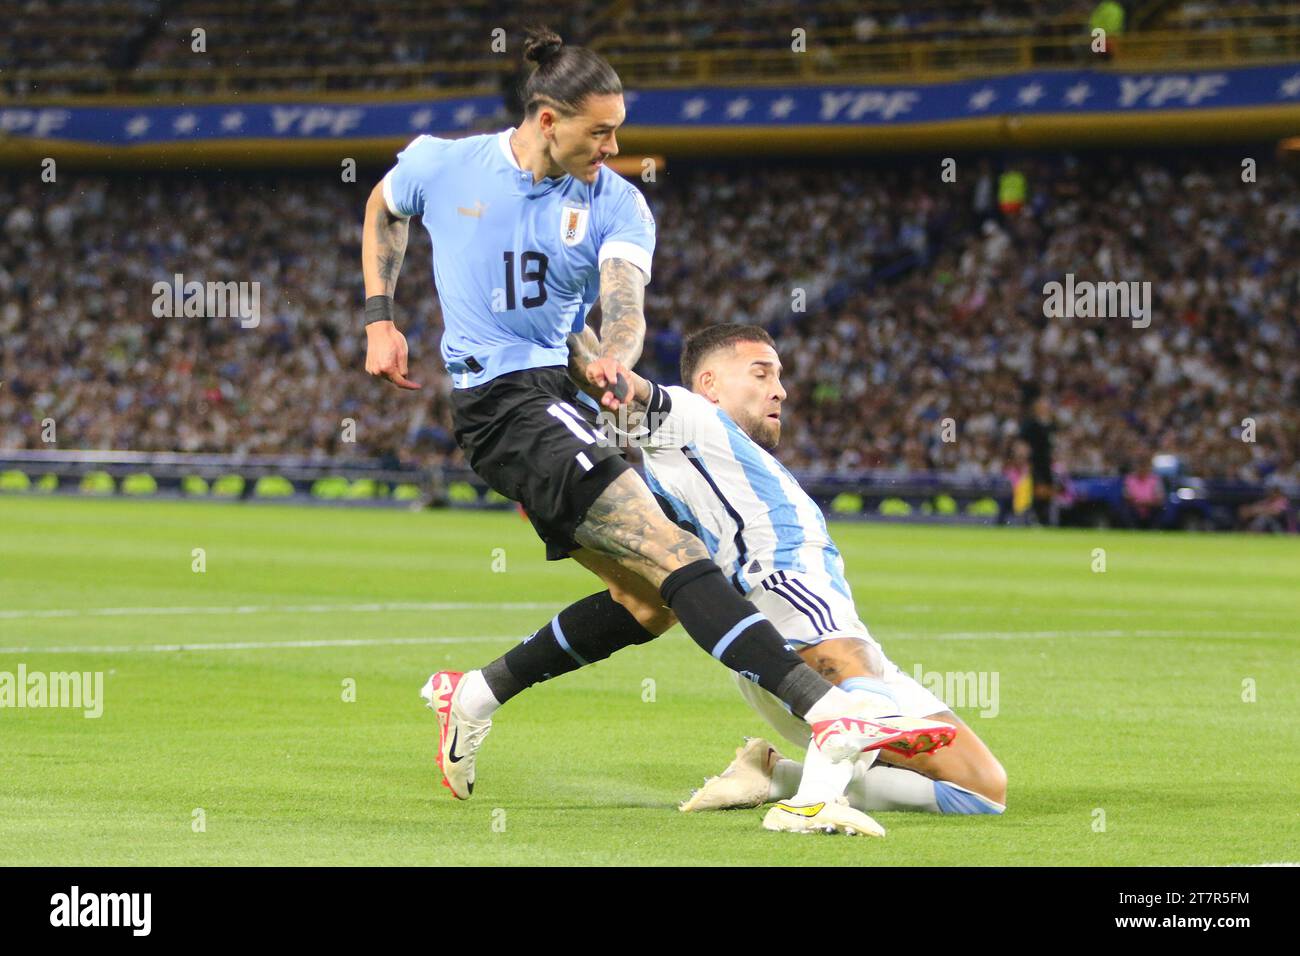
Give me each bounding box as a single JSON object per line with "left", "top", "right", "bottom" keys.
{"left": 1, "top": 496, "right": 1296, "bottom": 866}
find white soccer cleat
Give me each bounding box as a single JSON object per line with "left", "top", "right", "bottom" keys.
{"left": 421, "top": 670, "right": 492, "bottom": 800}
{"left": 809, "top": 714, "right": 957, "bottom": 763}
{"left": 762, "top": 796, "right": 886, "bottom": 837}
{"left": 679, "top": 737, "right": 785, "bottom": 812}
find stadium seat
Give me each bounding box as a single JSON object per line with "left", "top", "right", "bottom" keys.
{"left": 831, "top": 492, "right": 864, "bottom": 514}
{"left": 121, "top": 473, "right": 158, "bottom": 496}
{"left": 310, "top": 477, "right": 350, "bottom": 499}
{"left": 254, "top": 476, "right": 295, "bottom": 498}
{"left": 211, "top": 475, "right": 246, "bottom": 498}
{"left": 0, "top": 470, "right": 31, "bottom": 492}
{"left": 79, "top": 472, "right": 116, "bottom": 495}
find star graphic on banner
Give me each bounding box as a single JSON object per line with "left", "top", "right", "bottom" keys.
{"left": 453, "top": 104, "right": 477, "bottom": 126}
{"left": 124, "top": 114, "right": 151, "bottom": 137}
{"left": 968, "top": 87, "right": 996, "bottom": 111}
{"left": 681, "top": 97, "right": 709, "bottom": 119}
{"left": 725, "top": 97, "right": 752, "bottom": 119}
{"left": 409, "top": 108, "right": 435, "bottom": 129}
{"left": 1279, "top": 73, "right": 1300, "bottom": 98}
{"left": 220, "top": 111, "right": 245, "bottom": 131}
{"left": 769, "top": 96, "right": 796, "bottom": 118}
{"left": 173, "top": 113, "right": 199, "bottom": 134}
{"left": 1016, "top": 82, "right": 1045, "bottom": 106}
{"left": 1063, "top": 82, "right": 1093, "bottom": 106}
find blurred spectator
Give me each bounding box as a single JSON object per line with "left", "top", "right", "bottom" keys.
{"left": 1238, "top": 483, "right": 1295, "bottom": 533}
{"left": 1, "top": 149, "right": 1297, "bottom": 493}
{"left": 1123, "top": 459, "right": 1165, "bottom": 528}
{"left": 1020, "top": 394, "right": 1057, "bottom": 525}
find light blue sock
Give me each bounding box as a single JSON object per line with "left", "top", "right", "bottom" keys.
{"left": 934, "top": 779, "right": 1005, "bottom": 814}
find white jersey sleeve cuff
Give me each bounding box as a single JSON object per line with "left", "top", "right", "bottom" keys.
{"left": 598, "top": 240, "right": 651, "bottom": 282}
{"left": 381, "top": 172, "right": 410, "bottom": 219}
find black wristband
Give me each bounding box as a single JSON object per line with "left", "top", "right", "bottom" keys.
{"left": 364, "top": 295, "right": 395, "bottom": 326}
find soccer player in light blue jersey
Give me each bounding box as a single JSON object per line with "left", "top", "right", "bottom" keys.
{"left": 360, "top": 27, "right": 934, "bottom": 831}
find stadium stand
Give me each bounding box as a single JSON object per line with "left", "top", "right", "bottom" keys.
{"left": 5, "top": 0, "right": 1300, "bottom": 97}
{"left": 2, "top": 151, "right": 1296, "bottom": 492}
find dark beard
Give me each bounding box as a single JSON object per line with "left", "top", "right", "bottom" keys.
{"left": 747, "top": 414, "right": 780, "bottom": 451}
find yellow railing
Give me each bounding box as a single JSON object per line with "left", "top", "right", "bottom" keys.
{"left": 6, "top": 26, "right": 1300, "bottom": 102}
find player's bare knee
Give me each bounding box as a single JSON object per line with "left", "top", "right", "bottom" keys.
{"left": 952, "top": 746, "right": 1007, "bottom": 806}
{"left": 800, "top": 638, "right": 883, "bottom": 683}
{"left": 978, "top": 755, "right": 1008, "bottom": 806}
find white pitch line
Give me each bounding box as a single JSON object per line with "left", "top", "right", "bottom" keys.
{"left": 0, "top": 601, "right": 558, "bottom": 621}
{"left": 905, "top": 629, "right": 1283, "bottom": 640}
{"left": 0, "top": 634, "right": 520, "bottom": 655}
{"left": 890, "top": 604, "right": 1295, "bottom": 620}
{"left": 0, "top": 628, "right": 1282, "bottom": 657}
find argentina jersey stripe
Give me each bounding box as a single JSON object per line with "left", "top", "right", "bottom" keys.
{"left": 684, "top": 444, "right": 749, "bottom": 592}
{"left": 716, "top": 412, "right": 806, "bottom": 573}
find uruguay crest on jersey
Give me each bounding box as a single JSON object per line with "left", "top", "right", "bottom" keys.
{"left": 560, "top": 203, "right": 590, "bottom": 246}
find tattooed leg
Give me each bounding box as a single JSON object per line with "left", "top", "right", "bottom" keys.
{"left": 575, "top": 469, "right": 834, "bottom": 718}
{"left": 574, "top": 468, "right": 708, "bottom": 588}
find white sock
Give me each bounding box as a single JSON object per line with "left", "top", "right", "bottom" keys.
{"left": 848, "top": 762, "right": 941, "bottom": 813}
{"left": 455, "top": 670, "right": 501, "bottom": 721}
{"left": 802, "top": 685, "right": 856, "bottom": 723}
{"left": 789, "top": 738, "right": 854, "bottom": 805}
{"left": 839, "top": 677, "right": 899, "bottom": 719}
{"left": 768, "top": 758, "right": 802, "bottom": 802}
{"left": 803, "top": 679, "right": 899, "bottom": 724}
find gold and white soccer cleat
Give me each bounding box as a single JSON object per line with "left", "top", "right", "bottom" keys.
{"left": 762, "top": 796, "right": 886, "bottom": 837}
{"left": 421, "top": 670, "right": 492, "bottom": 800}
{"left": 679, "top": 737, "right": 785, "bottom": 812}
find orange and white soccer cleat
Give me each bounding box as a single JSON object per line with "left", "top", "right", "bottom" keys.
{"left": 809, "top": 714, "right": 957, "bottom": 762}
{"left": 420, "top": 670, "right": 492, "bottom": 800}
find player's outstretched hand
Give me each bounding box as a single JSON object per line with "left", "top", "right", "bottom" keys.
{"left": 365, "top": 321, "right": 421, "bottom": 390}
{"left": 586, "top": 355, "right": 631, "bottom": 410}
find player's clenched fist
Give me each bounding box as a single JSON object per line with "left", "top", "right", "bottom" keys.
{"left": 365, "top": 321, "right": 422, "bottom": 390}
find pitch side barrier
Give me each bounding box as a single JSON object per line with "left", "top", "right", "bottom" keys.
{"left": 2, "top": 450, "right": 1293, "bottom": 531}
{"left": 4, "top": 64, "right": 1300, "bottom": 167}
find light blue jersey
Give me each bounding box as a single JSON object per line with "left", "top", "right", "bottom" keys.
{"left": 639, "top": 385, "right": 853, "bottom": 599}
{"left": 382, "top": 128, "right": 656, "bottom": 387}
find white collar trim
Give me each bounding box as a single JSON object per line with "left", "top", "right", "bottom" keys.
{"left": 497, "top": 127, "right": 521, "bottom": 169}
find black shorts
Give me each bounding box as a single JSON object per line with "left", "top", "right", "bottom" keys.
{"left": 451, "top": 365, "right": 631, "bottom": 560}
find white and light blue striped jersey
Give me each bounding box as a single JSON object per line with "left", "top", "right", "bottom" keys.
{"left": 638, "top": 384, "right": 853, "bottom": 599}
{"left": 382, "top": 127, "right": 656, "bottom": 388}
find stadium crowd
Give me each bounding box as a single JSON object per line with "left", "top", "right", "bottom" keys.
{"left": 3, "top": 0, "right": 1293, "bottom": 96}
{"left": 2, "top": 150, "right": 1297, "bottom": 494}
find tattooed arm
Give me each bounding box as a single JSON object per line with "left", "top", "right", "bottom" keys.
{"left": 362, "top": 181, "right": 409, "bottom": 299}
{"left": 596, "top": 258, "right": 648, "bottom": 367}
{"left": 584, "top": 257, "right": 649, "bottom": 409}
{"left": 362, "top": 180, "right": 420, "bottom": 389}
